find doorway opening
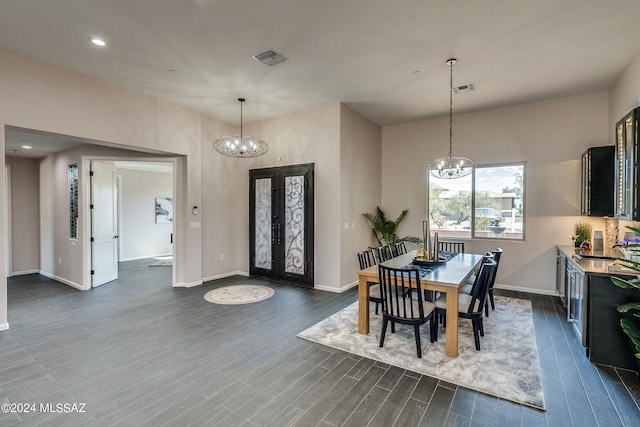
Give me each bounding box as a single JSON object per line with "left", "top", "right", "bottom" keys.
{"left": 89, "top": 159, "right": 175, "bottom": 288}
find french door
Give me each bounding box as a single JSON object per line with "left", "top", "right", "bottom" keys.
{"left": 249, "top": 163, "right": 314, "bottom": 286}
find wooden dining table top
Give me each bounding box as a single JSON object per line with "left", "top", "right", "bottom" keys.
{"left": 360, "top": 250, "right": 483, "bottom": 286}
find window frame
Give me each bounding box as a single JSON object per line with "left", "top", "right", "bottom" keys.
{"left": 427, "top": 161, "right": 526, "bottom": 241}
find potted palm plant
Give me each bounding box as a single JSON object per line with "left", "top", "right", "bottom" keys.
{"left": 362, "top": 206, "right": 421, "bottom": 248}
{"left": 610, "top": 226, "right": 640, "bottom": 373}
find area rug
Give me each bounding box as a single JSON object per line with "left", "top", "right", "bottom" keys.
{"left": 297, "top": 296, "right": 545, "bottom": 410}
{"left": 149, "top": 256, "right": 173, "bottom": 267}
{"left": 204, "top": 285, "right": 275, "bottom": 305}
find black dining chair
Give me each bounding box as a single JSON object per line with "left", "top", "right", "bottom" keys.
{"left": 438, "top": 241, "right": 465, "bottom": 253}
{"left": 377, "top": 245, "right": 394, "bottom": 262}
{"left": 460, "top": 248, "right": 502, "bottom": 316}
{"left": 433, "top": 259, "right": 497, "bottom": 350}
{"left": 378, "top": 264, "right": 436, "bottom": 358}
{"left": 395, "top": 242, "right": 407, "bottom": 255}
{"left": 357, "top": 250, "right": 382, "bottom": 315}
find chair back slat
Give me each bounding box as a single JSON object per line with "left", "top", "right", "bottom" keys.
{"left": 395, "top": 242, "right": 407, "bottom": 255}
{"left": 357, "top": 250, "right": 375, "bottom": 270}
{"left": 379, "top": 265, "right": 425, "bottom": 321}
{"left": 491, "top": 248, "right": 503, "bottom": 267}
{"left": 438, "top": 241, "right": 465, "bottom": 253}
{"left": 377, "top": 245, "right": 394, "bottom": 262}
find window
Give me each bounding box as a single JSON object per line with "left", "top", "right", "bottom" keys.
{"left": 69, "top": 163, "right": 79, "bottom": 239}
{"left": 428, "top": 162, "right": 525, "bottom": 240}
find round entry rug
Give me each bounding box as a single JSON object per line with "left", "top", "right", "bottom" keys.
{"left": 204, "top": 285, "right": 275, "bottom": 305}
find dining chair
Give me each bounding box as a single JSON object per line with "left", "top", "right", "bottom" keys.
{"left": 377, "top": 245, "right": 394, "bottom": 262}
{"left": 395, "top": 241, "right": 407, "bottom": 255}
{"left": 460, "top": 248, "right": 502, "bottom": 316}
{"left": 438, "top": 241, "right": 465, "bottom": 253}
{"left": 433, "top": 259, "right": 497, "bottom": 350}
{"left": 378, "top": 264, "right": 436, "bottom": 358}
{"left": 357, "top": 250, "right": 382, "bottom": 314}
{"left": 460, "top": 252, "right": 494, "bottom": 294}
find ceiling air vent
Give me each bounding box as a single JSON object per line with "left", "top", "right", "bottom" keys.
{"left": 252, "top": 50, "right": 288, "bottom": 66}
{"left": 453, "top": 83, "right": 475, "bottom": 94}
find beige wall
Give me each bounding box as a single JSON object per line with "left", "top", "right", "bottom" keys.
{"left": 4, "top": 156, "right": 40, "bottom": 275}
{"left": 0, "top": 49, "right": 206, "bottom": 327}
{"left": 609, "top": 49, "right": 640, "bottom": 239}
{"left": 117, "top": 167, "right": 173, "bottom": 261}
{"left": 340, "top": 105, "right": 382, "bottom": 287}
{"left": 610, "top": 49, "right": 640, "bottom": 134}
{"left": 382, "top": 91, "right": 610, "bottom": 293}
{"left": 202, "top": 103, "right": 343, "bottom": 290}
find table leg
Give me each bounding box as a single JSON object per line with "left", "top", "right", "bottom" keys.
{"left": 358, "top": 274, "right": 370, "bottom": 334}
{"left": 445, "top": 287, "right": 459, "bottom": 357}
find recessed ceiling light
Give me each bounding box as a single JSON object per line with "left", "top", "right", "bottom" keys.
{"left": 21, "top": 145, "right": 32, "bottom": 149}
{"left": 91, "top": 38, "right": 106, "bottom": 47}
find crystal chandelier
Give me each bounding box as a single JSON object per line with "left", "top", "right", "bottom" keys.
{"left": 428, "top": 59, "right": 475, "bottom": 179}
{"left": 213, "top": 98, "right": 269, "bottom": 158}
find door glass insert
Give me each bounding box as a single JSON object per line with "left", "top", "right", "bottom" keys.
{"left": 69, "top": 164, "right": 79, "bottom": 238}
{"left": 285, "top": 175, "right": 305, "bottom": 274}
{"left": 255, "top": 178, "right": 272, "bottom": 269}
{"left": 285, "top": 176, "right": 304, "bottom": 274}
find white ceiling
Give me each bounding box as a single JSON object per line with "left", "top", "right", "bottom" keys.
{"left": 2, "top": 0, "right": 640, "bottom": 156}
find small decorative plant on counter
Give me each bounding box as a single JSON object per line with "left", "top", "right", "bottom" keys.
{"left": 610, "top": 226, "right": 640, "bottom": 367}
{"left": 362, "top": 206, "right": 421, "bottom": 248}
{"left": 572, "top": 221, "right": 593, "bottom": 248}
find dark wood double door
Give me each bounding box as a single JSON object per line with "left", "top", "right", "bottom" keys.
{"left": 249, "top": 164, "right": 314, "bottom": 286}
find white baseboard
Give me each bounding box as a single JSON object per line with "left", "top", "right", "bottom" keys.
{"left": 9, "top": 269, "right": 39, "bottom": 277}
{"left": 174, "top": 280, "right": 203, "bottom": 288}
{"left": 39, "top": 271, "right": 86, "bottom": 290}
{"left": 494, "top": 283, "right": 557, "bottom": 296}
{"left": 0, "top": 323, "right": 9, "bottom": 331}
{"left": 200, "top": 271, "right": 249, "bottom": 285}
{"left": 315, "top": 281, "right": 357, "bottom": 293}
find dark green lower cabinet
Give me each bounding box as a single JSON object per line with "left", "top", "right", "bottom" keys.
{"left": 588, "top": 274, "right": 640, "bottom": 371}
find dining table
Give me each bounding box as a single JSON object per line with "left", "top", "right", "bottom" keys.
{"left": 357, "top": 250, "right": 484, "bottom": 358}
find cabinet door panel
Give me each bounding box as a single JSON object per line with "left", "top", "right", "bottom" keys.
{"left": 615, "top": 109, "right": 638, "bottom": 220}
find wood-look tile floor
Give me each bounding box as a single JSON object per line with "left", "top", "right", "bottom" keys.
{"left": 1, "top": 259, "right": 639, "bottom": 426}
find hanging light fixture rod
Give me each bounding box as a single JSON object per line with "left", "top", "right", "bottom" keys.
{"left": 428, "top": 58, "right": 475, "bottom": 179}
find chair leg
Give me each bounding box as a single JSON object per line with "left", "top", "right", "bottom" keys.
{"left": 430, "top": 316, "right": 436, "bottom": 343}
{"left": 391, "top": 321, "right": 395, "bottom": 334}
{"left": 489, "top": 290, "right": 495, "bottom": 310}
{"left": 472, "top": 319, "right": 481, "bottom": 351}
{"left": 414, "top": 324, "right": 422, "bottom": 358}
{"left": 485, "top": 300, "right": 489, "bottom": 317}
{"left": 379, "top": 318, "right": 388, "bottom": 348}
{"left": 479, "top": 318, "right": 484, "bottom": 337}
{"left": 375, "top": 302, "right": 379, "bottom": 315}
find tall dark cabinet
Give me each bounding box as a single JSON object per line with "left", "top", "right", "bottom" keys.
{"left": 581, "top": 146, "right": 615, "bottom": 216}
{"left": 614, "top": 108, "right": 639, "bottom": 220}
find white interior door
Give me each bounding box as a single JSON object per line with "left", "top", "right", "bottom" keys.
{"left": 91, "top": 161, "right": 118, "bottom": 287}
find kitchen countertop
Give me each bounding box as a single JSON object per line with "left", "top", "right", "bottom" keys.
{"left": 556, "top": 245, "right": 625, "bottom": 275}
